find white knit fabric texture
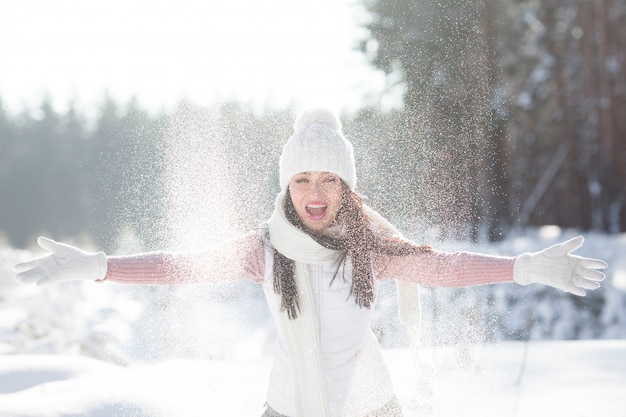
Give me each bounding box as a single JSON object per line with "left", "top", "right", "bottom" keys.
{"left": 268, "top": 191, "right": 335, "bottom": 417}
{"left": 279, "top": 108, "right": 356, "bottom": 190}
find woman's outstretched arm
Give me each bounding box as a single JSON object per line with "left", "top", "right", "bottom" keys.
{"left": 375, "top": 248, "right": 515, "bottom": 288}
{"left": 375, "top": 236, "right": 606, "bottom": 296}
{"left": 14, "top": 231, "right": 266, "bottom": 286}
{"left": 103, "top": 231, "right": 265, "bottom": 285}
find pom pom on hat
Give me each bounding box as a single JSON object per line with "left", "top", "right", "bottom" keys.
{"left": 279, "top": 108, "right": 356, "bottom": 191}
{"left": 294, "top": 108, "right": 342, "bottom": 134}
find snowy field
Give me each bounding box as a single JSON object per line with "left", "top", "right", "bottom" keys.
{"left": 0, "top": 341, "right": 624, "bottom": 417}
{"left": 1, "top": 228, "right": 625, "bottom": 416}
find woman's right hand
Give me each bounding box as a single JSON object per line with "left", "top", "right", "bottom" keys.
{"left": 13, "top": 236, "right": 108, "bottom": 286}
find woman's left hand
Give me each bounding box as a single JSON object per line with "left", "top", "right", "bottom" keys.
{"left": 513, "top": 236, "right": 607, "bottom": 296}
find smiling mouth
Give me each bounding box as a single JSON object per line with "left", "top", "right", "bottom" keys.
{"left": 305, "top": 204, "right": 327, "bottom": 220}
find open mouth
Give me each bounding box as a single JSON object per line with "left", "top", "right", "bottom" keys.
{"left": 305, "top": 204, "right": 327, "bottom": 220}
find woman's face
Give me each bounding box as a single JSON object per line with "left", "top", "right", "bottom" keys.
{"left": 288, "top": 171, "right": 343, "bottom": 232}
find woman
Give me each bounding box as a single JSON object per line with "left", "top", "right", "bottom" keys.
{"left": 13, "top": 108, "right": 607, "bottom": 417}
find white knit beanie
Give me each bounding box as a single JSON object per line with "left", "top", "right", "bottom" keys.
{"left": 279, "top": 108, "right": 357, "bottom": 191}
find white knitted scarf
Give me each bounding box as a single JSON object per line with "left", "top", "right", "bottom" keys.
{"left": 268, "top": 191, "right": 336, "bottom": 417}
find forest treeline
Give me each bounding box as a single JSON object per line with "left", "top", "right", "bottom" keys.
{"left": 1, "top": 0, "right": 625, "bottom": 250}
{"left": 0, "top": 99, "right": 293, "bottom": 251}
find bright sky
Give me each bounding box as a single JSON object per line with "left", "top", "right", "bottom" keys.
{"left": 0, "top": 0, "right": 399, "bottom": 116}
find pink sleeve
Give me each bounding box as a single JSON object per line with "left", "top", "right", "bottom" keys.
{"left": 101, "top": 231, "right": 266, "bottom": 285}
{"left": 374, "top": 249, "right": 515, "bottom": 287}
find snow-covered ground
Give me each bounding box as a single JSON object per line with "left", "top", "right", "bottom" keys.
{"left": 1, "top": 228, "right": 625, "bottom": 416}
{"left": 0, "top": 340, "right": 624, "bottom": 417}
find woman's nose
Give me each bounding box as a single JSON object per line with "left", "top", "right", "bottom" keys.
{"left": 307, "top": 180, "right": 323, "bottom": 195}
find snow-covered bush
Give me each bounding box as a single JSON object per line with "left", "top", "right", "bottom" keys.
{"left": 0, "top": 247, "right": 141, "bottom": 365}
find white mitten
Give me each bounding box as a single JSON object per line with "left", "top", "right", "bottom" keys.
{"left": 13, "top": 236, "right": 107, "bottom": 286}
{"left": 513, "top": 236, "right": 606, "bottom": 296}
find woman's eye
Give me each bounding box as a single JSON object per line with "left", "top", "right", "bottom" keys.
{"left": 295, "top": 178, "right": 309, "bottom": 184}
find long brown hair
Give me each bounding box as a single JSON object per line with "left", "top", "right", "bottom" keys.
{"left": 273, "top": 180, "right": 431, "bottom": 319}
